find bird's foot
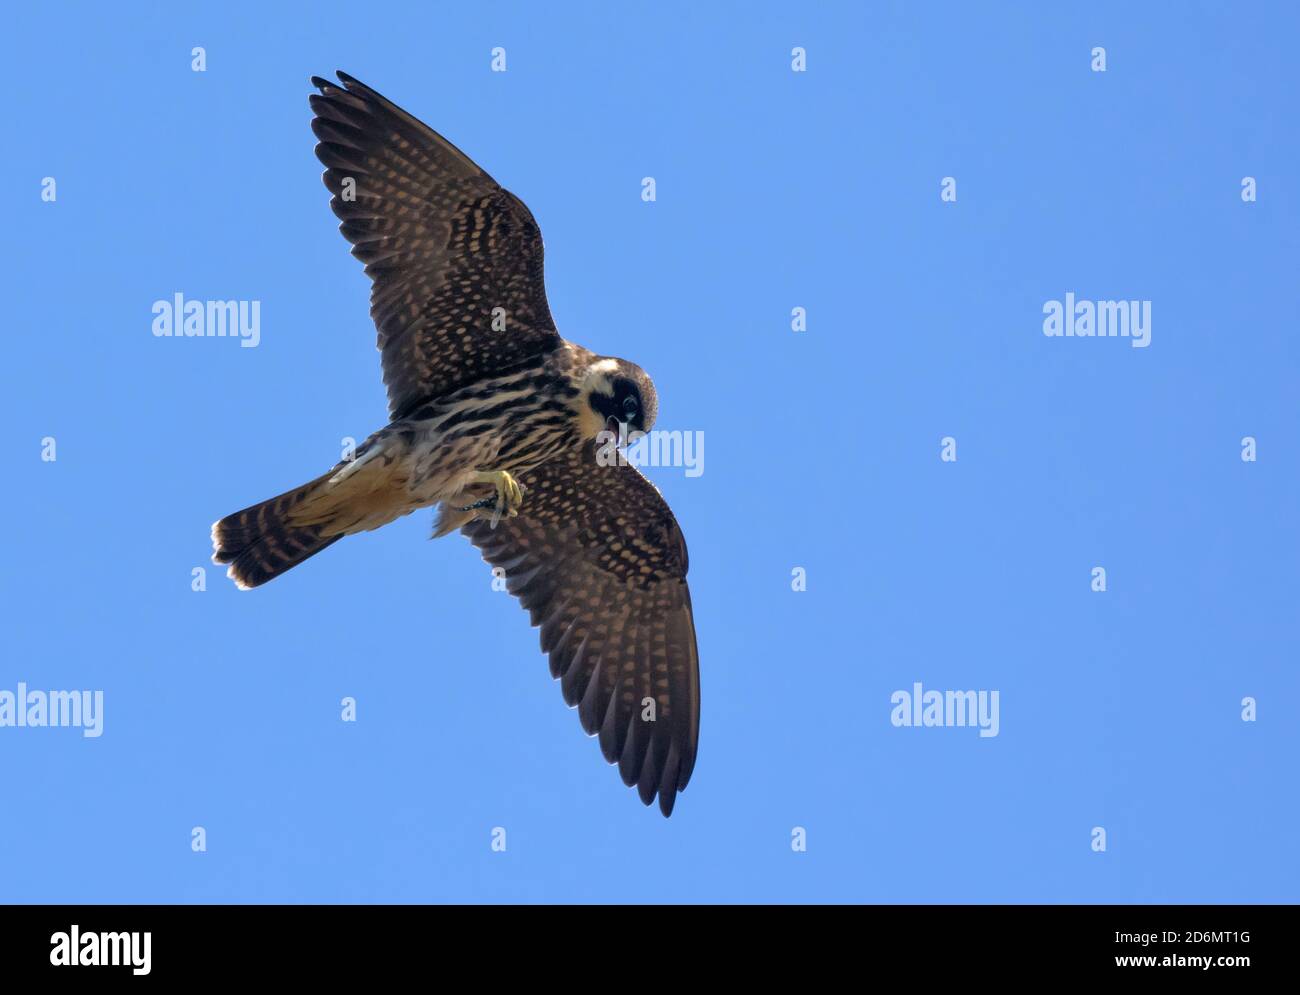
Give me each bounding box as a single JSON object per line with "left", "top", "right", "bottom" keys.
{"left": 460, "top": 470, "right": 526, "bottom": 528}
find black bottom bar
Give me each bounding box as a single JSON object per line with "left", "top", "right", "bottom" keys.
{"left": 0, "top": 904, "right": 1278, "bottom": 981}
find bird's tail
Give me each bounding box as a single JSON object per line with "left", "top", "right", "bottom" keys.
{"left": 211, "top": 472, "right": 345, "bottom": 589}
{"left": 212, "top": 439, "right": 409, "bottom": 589}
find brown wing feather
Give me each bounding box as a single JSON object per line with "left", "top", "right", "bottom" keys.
{"left": 462, "top": 443, "right": 701, "bottom": 816}
{"left": 310, "top": 71, "right": 560, "bottom": 419}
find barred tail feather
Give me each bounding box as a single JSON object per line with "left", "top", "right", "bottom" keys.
{"left": 211, "top": 475, "right": 344, "bottom": 589}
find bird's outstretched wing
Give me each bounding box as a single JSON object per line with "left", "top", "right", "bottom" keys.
{"left": 461, "top": 444, "right": 701, "bottom": 816}
{"left": 310, "top": 71, "right": 561, "bottom": 419}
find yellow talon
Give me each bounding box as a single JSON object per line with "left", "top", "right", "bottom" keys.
{"left": 469, "top": 470, "right": 525, "bottom": 527}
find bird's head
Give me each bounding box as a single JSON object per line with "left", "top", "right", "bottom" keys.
{"left": 581, "top": 357, "right": 659, "bottom": 442}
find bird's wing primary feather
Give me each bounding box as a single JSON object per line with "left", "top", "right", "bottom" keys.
{"left": 310, "top": 71, "right": 560, "bottom": 419}
{"left": 461, "top": 443, "right": 701, "bottom": 817}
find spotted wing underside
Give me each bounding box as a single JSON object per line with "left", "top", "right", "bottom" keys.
{"left": 462, "top": 444, "right": 701, "bottom": 816}
{"left": 310, "top": 71, "right": 560, "bottom": 419}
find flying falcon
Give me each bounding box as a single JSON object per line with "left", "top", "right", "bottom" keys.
{"left": 211, "top": 72, "right": 700, "bottom": 816}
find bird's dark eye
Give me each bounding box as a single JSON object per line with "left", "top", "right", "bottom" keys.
{"left": 623, "top": 396, "right": 639, "bottom": 417}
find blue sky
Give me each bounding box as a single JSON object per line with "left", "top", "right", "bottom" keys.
{"left": 3, "top": 1, "right": 1297, "bottom": 903}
